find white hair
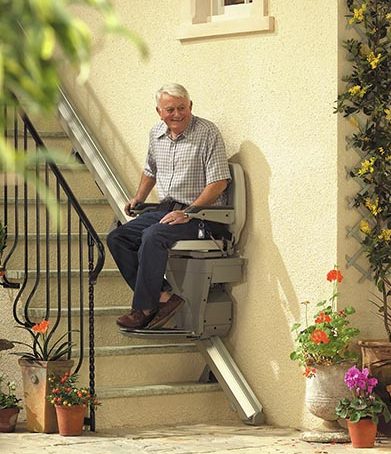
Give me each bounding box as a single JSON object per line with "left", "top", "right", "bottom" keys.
{"left": 155, "top": 83, "right": 190, "bottom": 106}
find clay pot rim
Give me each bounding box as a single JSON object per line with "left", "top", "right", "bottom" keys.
{"left": 358, "top": 339, "right": 391, "bottom": 348}
{"left": 18, "top": 358, "right": 74, "bottom": 368}
{"left": 54, "top": 404, "right": 86, "bottom": 409}
{"left": 0, "top": 407, "right": 20, "bottom": 412}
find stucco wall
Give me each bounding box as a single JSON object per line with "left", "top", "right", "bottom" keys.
{"left": 59, "top": 0, "right": 379, "bottom": 428}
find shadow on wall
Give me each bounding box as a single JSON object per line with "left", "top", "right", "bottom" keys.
{"left": 228, "top": 141, "right": 306, "bottom": 426}
{"left": 61, "top": 77, "right": 143, "bottom": 196}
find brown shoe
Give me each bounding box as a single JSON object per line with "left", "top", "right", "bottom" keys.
{"left": 116, "top": 308, "right": 157, "bottom": 329}
{"left": 147, "top": 294, "right": 185, "bottom": 329}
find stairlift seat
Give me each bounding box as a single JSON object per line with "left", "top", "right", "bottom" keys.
{"left": 171, "top": 162, "right": 246, "bottom": 254}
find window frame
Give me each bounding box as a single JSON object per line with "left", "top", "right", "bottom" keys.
{"left": 177, "top": 0, "right": 274, "bottom": 41}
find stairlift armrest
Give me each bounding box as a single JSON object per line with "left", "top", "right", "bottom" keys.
{"left": 127, "top": 203, "right": 160, "bottom": 216}
{"left": 184, "top": 206, "right": 235, "bottom": 224}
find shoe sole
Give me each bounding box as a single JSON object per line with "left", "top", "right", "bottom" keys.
{"left": 147, "top": 301, "right": 184, "bottom": 329}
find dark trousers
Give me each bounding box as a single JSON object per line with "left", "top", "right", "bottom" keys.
{"left": 107, "top": 210, "right": 227, "bottom": 311}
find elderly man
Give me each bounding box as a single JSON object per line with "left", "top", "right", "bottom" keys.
{"left": 107, "top": 83, "right": 231, "bottom": 330}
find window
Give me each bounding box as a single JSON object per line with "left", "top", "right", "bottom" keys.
{"left": 178, "top": 0, "right": 273, "bottom": 40}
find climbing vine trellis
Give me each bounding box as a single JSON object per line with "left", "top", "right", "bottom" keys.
{"left": 337, "top": 0, "right": 391, "bottom": 340}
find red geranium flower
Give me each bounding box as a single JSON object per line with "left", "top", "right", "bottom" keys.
{"left": 311, "top": 329, "right": 330, "bottom": 344}
{"left": 315, "top": 312, "right": 332, "bottom": 324}
{"left": 32, "top": 319, "right": 49, "bottom": 334}
{"left": 303, "top": 366, "right": 317, "bottom": 378}
{"left": 326, "top": 269, "right": 343, "bottom": 283}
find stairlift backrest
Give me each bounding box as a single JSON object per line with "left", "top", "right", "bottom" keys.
{"left": 227, "top": 162, "right": 246, "bottom": 245}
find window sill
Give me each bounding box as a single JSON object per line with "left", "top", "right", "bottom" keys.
{"left": 177, "top": 14, "right": 274, "bottom": 40}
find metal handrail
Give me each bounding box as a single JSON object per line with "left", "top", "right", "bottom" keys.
{"left": 1, "top": 104, "right": 105, "bottom": 431}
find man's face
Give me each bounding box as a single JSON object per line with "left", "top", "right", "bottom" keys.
{"left": 156, "top": 94, "right": 192, "bottom": 137}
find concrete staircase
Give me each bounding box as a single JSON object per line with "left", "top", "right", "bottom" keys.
{"left": 4, "top": 115, "right": 237, "bottom": 429}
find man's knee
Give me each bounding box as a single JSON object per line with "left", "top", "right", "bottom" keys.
{"left": 107, "top": 227, "right": 120, "bottom": 251}
{"left": 107, "top": 225, "right": 129, "bottom": 249}
{"left": 141, "top": 223, "right": 171, "bottom": 248}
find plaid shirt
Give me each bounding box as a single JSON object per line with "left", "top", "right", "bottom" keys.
{"left": 144, "top": 115, "right": 231, "bottom": 206}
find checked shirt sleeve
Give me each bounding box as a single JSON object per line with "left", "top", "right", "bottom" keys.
{"left": 203, "top": 125, "right": 231, "bottom": 185}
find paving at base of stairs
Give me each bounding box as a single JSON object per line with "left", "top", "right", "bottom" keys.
{"left": 1, "top": 424, "right": 391, "bottom": 454}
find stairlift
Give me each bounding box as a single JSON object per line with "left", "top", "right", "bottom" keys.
{"left": 120, "top": 163, "right": 264, "bottom": 425}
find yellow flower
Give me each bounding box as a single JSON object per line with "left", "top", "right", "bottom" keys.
{"left": 378, "top": 229, "right": 391, "bottom": 242}
{"left": 365, "top": 197, "right": 382, "bottom": 216}
{"left": 367, "top": 52, "right": 381, "bottom": 69}
{"left": 385, "top": 109, "right": 391, "bottom": 121}
{"left": 360, "top": 220, "right": 371, "bottom": 235}
{"left": 349, "top": 4, "right": 367, "bottom": 24}
{"left": 357, "top": 157, "right": 376, "bottom": 176}
{"left": 378, "top": 147, "right": 385, "bottom": 155}
{"left": 348, "top": 85, "right": 366, "bottom": 98}
{"left": 386, "top": 13, "right": 391, "bottom": 21}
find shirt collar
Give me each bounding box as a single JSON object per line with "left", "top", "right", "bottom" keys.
{"left": 156, "top": 115, "right": 196, "bottom": 140}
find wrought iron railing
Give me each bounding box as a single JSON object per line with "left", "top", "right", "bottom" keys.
{"left": 1, "top": 104, "right": 105, "bottom": 430}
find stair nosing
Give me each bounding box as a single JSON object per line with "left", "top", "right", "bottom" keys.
{"left": 6, "top": 269, "right": 119, "bottom": 280}
{"left": 21, "top": 305, "right": 129, "bottom": 316}
{"left": 97, "top": 382, "right": 221, "bottom": 399}
{"left": 72, "top": 344, "right": 198, "bottom": 357}
{"left": 2, "top": 198, "right": 108, "bottom": 205}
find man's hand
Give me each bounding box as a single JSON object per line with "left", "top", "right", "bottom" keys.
{"left": 125, "top": 198, "right": 143, "bottom": 216}
{"left": 160, "top": 210, "right": 190, "bottom": 225}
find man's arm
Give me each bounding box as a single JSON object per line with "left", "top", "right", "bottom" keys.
{"left": 160, "top": 179, "right": 228, "bottom": 225}
{"left": 125, "top": 174, "right": 156, "bottom": 216}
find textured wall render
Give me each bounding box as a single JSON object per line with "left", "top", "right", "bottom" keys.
{"left": 60, "top": 0, "right": 375, "bottom": 429}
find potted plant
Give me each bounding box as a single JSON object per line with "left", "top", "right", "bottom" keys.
{"left": 291, "top": 267, "right": 360, "bottom": 375}
{"left": 47, "top": 372, "right": 99, "bottom": 436}
{"left": 290, "top": 266, "right": 360, "bottom": 441}
{"left": 336, "top": 0, "right": 391, "bottom": 381}
{"left": 336, "top": 366, "right": 391, "bottom": 448}
{"left": 11, "top": 319, "right": 75, "bottom": 433}
{"left": 0, "top": 374, "right": 22, "bottom": 432}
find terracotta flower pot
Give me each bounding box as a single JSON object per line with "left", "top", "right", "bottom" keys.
{"left": 347, "top": 419, "right": 377, "bottom": 448}
{"left": 359, "top": 340, "right": 391, "bottom": 436}
{"left": 55, "top": 405, "right": 86, "bottom": 436}
{"left": 0, "top": 407, "right": 19, "bottom": 432}
{"left": 19, "top": 358, "right": 74, "bottom": 433}
{"left": 359, "top": 340, "right": 391, "bottom": 383}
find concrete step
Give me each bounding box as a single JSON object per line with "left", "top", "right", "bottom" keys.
{"left": 6, "top": 130, "right": 68, "bottom": 139}
{"left": 1, "top": 198, "right": 114, "bottom": 233}
{"left": 4, "top": 233, "right": 116, "bottom": 270}
{"left": 0, "top": 164, "right": 106, "bottom": 200}
{"left": 94, "top": 382, "right": 236, "bottom": 429}
{"left": 4, "top": 134, "right": 72, "bottom": 155}
{"left": 9, "top": 273, "right": 130, "bottom": 313}
{"left": 76, "top": 348, "right": 205, "bottom": 387}
{"left": 73, "top": 343, "right": 197, "bottom": 357}
{"left": 16, "top": 306, "right": 189, "bottom": 347}
{"left": 6, "top": 267, "right": 119, "bottom": 280}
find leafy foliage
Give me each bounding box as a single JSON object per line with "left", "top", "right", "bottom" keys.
{"left": 0, "top": 0, "right": 147, "bottom": 206}
{"left": 48, "top": 372, "right": 99, "bottom": 408}
{"left": 336, "top": 366, "right": 391, "bottom": 424}
{"left": 290, "top": 267, "right": 360, "bottom": 377}
{"left": 0, "top": 374, "right": 21, "bottom": 409}
{"left": 11, "top": 319, "right": 74, "bottom": 361}
{"left": 336, "top": 1, "right": 391, "bottom": 340}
